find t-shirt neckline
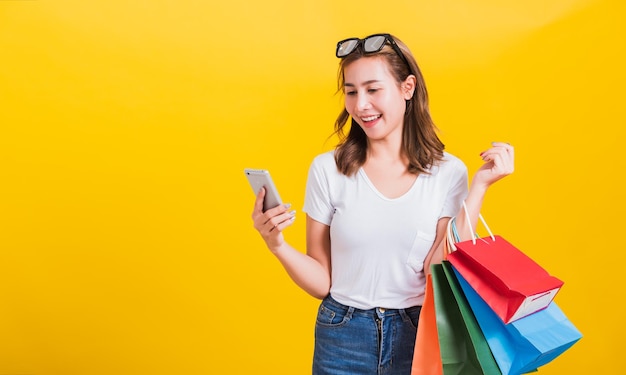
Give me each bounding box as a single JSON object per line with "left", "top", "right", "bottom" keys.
{"left": 358, "top": 168, "right": 422, "bottom": 201}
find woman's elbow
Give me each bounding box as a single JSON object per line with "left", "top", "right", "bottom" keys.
{"left": 310, "top": 290, "right": 330, "bottom": 300}
{"left": 307, "top": 282, "right": 331, "bottom": 300}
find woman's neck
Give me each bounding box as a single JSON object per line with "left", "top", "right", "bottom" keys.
{"left": 366, "top": 138, "right": 407, "bottom": 167}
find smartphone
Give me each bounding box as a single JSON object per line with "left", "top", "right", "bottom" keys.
{"left": 244, "top": 168, "right": 283, "bottom": 212}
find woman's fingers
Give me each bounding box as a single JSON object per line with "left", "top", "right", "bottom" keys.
{"left": 482, "top": 150, "right": 513, "bottom": 172}
{"left": 475, "top": 142, "right": 515, "bottom": 186}
{"left": 481, "top": 143, "right": 514, "bottom": 165}
{"left": 250, "top": 188, "right": 295, "bottom": 251}
{"left": 265, "top": 209, "right": 296, "bottom": 233}
{"left": 252, "top": 187, "right": 266, "bottom": 217}
{"left": 252, "top": 189, "right": 295, "bottom": 234}
{"left": 491, "top": 141, "right": 513, "bottom": 150}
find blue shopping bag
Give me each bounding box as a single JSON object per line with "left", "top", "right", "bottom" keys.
{"left": 452, "top": 267, "right": 582, "bottom": 375}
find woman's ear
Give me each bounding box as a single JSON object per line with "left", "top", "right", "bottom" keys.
{"left": 402, "top": 75, "right": 417, "bottom": 100}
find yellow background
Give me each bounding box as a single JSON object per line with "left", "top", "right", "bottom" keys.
{"left": 1, "top": 0, "right": 623, "bottom": 373}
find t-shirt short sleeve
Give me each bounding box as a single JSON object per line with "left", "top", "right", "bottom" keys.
{"left": 440, "top": 155, "right": 469, "bottom": 219}
{"left": 303, "top": 152, "right": 336, "bottom": 226}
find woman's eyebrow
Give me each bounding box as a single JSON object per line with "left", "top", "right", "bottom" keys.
{"left": 344, "top": 80, "right": 382, "bottom": 87}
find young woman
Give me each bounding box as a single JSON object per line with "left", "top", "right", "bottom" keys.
{"left": 251, "top": 33, "right": 514, "bottom": 375}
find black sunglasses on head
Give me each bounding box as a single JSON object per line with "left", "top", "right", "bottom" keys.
{"left": 335, "top": 33, "right": 411, "bottom": 73}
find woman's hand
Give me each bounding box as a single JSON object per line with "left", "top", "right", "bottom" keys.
{"left": 251, "top": 187, "right": 296, "bottom": 252}
{"left": 472, "top": 142, "right": 515, "bottom": 189}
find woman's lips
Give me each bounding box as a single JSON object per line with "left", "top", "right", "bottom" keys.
{"left": 360, "top": 114, "right": 382, "bottom": 128}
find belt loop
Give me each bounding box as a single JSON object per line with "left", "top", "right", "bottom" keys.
{"left": 346, "top": 306, "right": 355, "bottom": 320}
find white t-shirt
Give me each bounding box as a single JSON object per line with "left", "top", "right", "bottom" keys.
{"left": 303, "top": 151, "right": 468, "bottom": 309}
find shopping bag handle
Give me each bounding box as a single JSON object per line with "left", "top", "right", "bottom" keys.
{"left": 448, "top": 201, "right": 495, "bottom": 251}
{"left": 445, "top": 218, "right": 457, "bottom": 253}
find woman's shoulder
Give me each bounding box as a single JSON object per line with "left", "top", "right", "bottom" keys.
{"left": 441, "top": 152, "right": 466, "bottom": 168}
{"left": 307, "top": 150, "right": 344, "bottom": 185}
{"left": 431, "top": 152, "right": 467, "bottom": 176}
{"left": 310, "top": 150, "right": 337, "bottom": 170}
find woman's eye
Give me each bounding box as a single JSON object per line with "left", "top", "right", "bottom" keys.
{"left": 368, "top": 88, "right": 379, "bottom": 93}
{"left": 346, "top": 91, "right": 357, "bottom": 96}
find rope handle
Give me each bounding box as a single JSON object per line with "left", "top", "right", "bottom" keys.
{"left": 446, "top": 216, "right": 458, "bottom": 253}
{"left": 448, "top": 201, "right": 496, "bottom": 251}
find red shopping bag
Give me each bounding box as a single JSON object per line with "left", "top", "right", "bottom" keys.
{"left": 447, "top": 204, "right": 563, "bottom": 324}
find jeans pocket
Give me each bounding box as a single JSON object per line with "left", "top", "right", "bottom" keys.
{"left": 316, "top": 299, "right": 351, "bottom": 328}
{"left": 406, "top": 230, "right": 436, "bottom": 273}
{"left": 402, "top": 305, "right": 422, "bottom": 330}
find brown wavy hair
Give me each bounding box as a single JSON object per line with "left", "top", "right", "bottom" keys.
{"left": 333, "top": 34, "right": 445, "bottom": 176}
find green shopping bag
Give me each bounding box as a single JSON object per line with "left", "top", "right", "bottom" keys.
{"left": 431, "top": 262, "right": 501, "bottom": 375}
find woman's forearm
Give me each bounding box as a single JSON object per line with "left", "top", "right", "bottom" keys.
{"left": 271, "top": 242, "right": 331, "bottom": 300}
{"left": 454, "top": 180, "right": 489, "bottom": 242}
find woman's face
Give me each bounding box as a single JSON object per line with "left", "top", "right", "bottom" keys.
{"left": 343, "top": 56, "right": 414, "bottom": 143}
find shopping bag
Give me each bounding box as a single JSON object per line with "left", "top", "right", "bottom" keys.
{"left": 411, "top": 273, "right": 443, "bottom": 375}
{"left": 447, "top": 205, "right": 563, "bottom": 323}
{"left": 432, "top": 262, "right": 502, "bottom": 375}
{"left": 453, "top": 267, "right": 583, "bottom": 375}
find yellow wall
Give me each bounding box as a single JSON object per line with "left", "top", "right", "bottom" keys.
{"left": 1, "top": 0, "right": 623, "bottom": 373}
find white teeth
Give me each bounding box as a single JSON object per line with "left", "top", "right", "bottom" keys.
{"left": 362, "top": 115, "right": 380, "bottom": 122}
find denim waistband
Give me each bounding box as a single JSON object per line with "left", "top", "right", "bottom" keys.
{"left": 323, "top": 294, "right": 421, "bottom": 318}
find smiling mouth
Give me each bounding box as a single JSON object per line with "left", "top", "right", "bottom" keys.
{"left": 361, "top": 114, "right": 382, "bottom": 122}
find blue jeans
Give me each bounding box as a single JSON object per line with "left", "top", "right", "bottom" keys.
{"left": 313, "top": 295, "right": 422, "bottom": 375}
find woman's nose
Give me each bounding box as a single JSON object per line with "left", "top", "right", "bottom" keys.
{"left": 356, "top": 93, "right": 371, "bottom": 111}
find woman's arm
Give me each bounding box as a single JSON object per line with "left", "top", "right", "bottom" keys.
{"left": 251, "top": 188, "right": 331, "bottom": 299}
{"left": 454, "top": 142, "right": 515, "bottom": 241}
{"left": 422, "top": 217, "right": 450, "bottom": 275}
{"left": 423, "top": 142, "right": 515, "bottom": 274}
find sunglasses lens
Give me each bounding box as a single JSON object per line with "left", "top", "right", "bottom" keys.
{"left": 337, "top": 39, "right": 359, "bottom": 57}
{"left": 363, "top": 35, "right": 387, "bottom": 53}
